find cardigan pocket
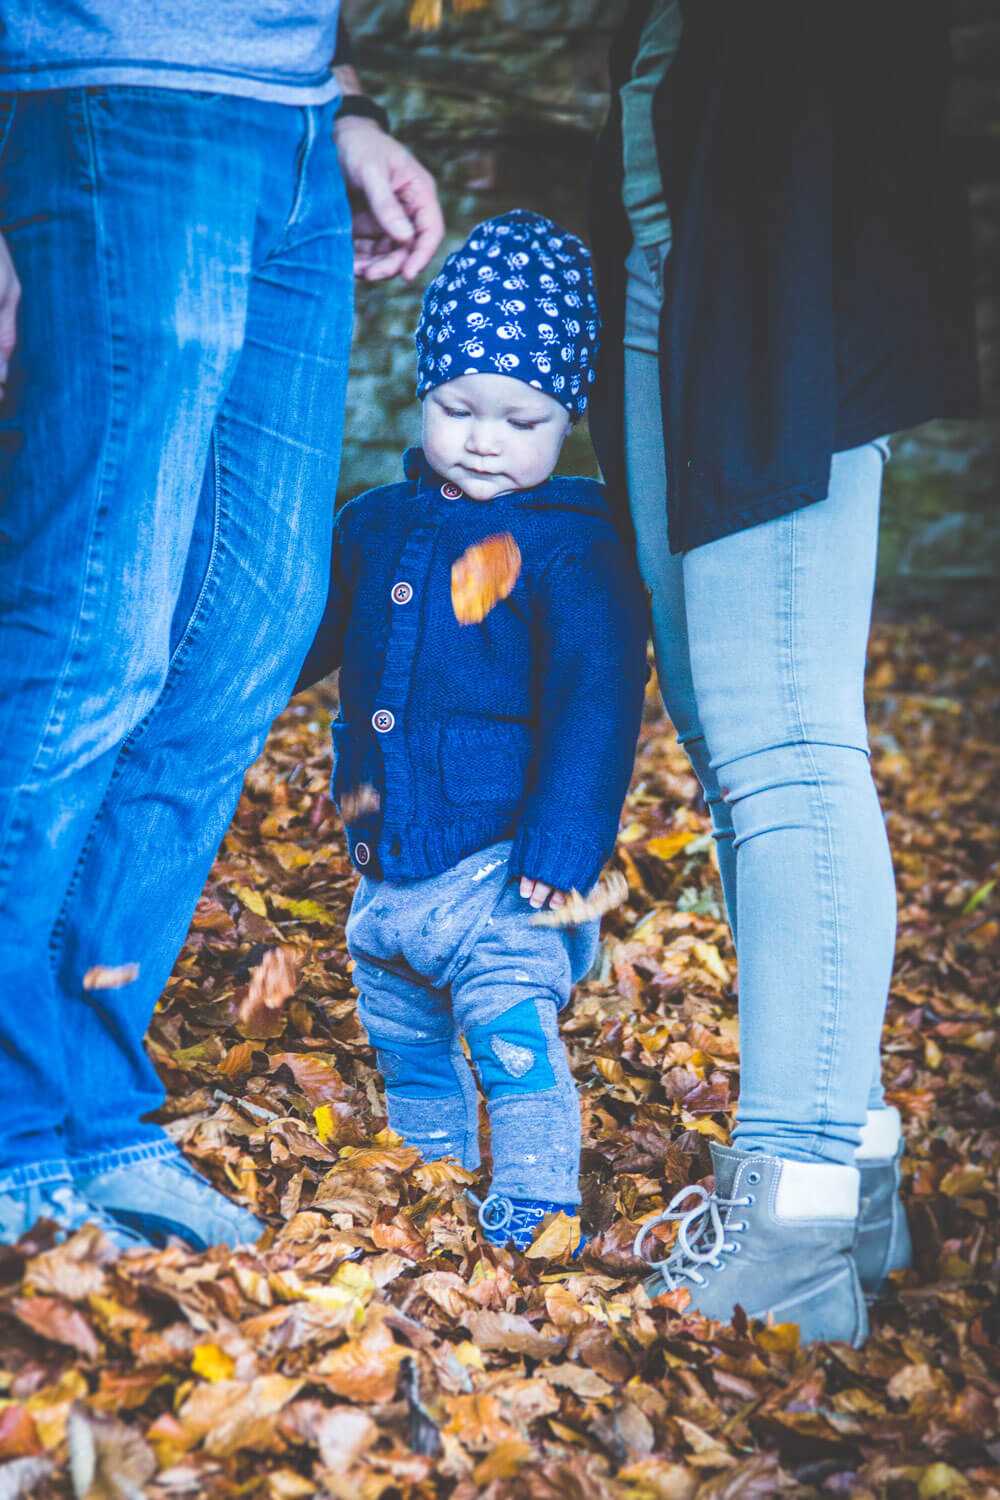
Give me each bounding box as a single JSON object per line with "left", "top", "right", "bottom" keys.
{"left": 440, "top": 724, "right": 531, "bottom": 808}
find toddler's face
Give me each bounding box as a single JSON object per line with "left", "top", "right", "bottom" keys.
{"left": 422, "top": 374, "right": 572, "bottom": 501}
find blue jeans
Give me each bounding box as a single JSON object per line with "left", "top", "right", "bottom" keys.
{"left": 347, "top": 841, "right": 599, "bottom": 1204}
{"left": 625, "top": 242, "right": 897, "bottom": 1166}
{"left": 0, "top": 89, "right": 353, "bottom": 1183}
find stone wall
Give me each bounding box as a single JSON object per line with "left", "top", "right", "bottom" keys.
{"left": 340, "top": 0, "right": 998, "bottom": 619}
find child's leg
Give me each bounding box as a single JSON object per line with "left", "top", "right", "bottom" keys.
{"left": 351, "top": 956, "right": 480, "bottom": 1170}
{"left": 450, "top": 884, "right": 599, "bottom": 1206}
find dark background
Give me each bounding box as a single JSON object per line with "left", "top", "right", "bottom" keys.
{"left": 340, "top": 0, "right": 998, "bottom": 622}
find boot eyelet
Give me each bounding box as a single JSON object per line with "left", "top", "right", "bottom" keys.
{"left": 746, "top": 1170, "right": 761, "bottom": 1185}
{"left": 746, "top": 1194, "right": 756, "bottom": 1206}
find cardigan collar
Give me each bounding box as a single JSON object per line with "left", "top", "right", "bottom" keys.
{"left": 401, "top": 447, "right": 612, "bottom": 522}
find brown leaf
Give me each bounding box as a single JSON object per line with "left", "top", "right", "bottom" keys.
{"left": 451, "top": 532, "right": 521, "bottom": 624}
{"left": 315, "top": 1324, "right": 406, "bottom": 1403}
{"left": 237, "top": 947, "right": 300, "bottom": 1038}
{"left": 12, "top": 1296, "right": 100, "bottom": 1360}
{"left": 269, "top": 1051, "right": 346, "bottom": 1105}
{"left": 0, "top": 1406, "right": 43, "bottom": 1460}
{"left": 462, "top": 1310, "right": 566, "bottom": 1359}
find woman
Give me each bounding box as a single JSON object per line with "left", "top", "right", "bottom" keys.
{"left": 589, "top": 0, "right": 978, "bottom": 1344}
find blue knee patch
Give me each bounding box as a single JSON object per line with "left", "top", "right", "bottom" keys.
{"left": 466, "top": 998, "right": 556, "bottom": 1097}
{"left": 374, "top": 1038, "right": 460, "bottom": 1099}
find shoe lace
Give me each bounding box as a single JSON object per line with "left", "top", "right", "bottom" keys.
{"left": 633, "top": 1182, "right": 753, "bottom": 1289}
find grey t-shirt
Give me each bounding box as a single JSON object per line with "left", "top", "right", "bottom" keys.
{"left": 0, "top": 2, "right": 343, "bottom": 104}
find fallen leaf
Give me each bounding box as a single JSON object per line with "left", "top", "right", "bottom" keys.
{"left": 66, "top": 1403, "right": 156, "bottom": 1500}
{"left": 12, "top": 1296, "right": 100, "bottom": 1360}
{"left": 191, "top": 1344, "right": 236, "bottom": 1382}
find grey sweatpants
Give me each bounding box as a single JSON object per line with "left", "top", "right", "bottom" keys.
{"left": 345, "top": 840, "right": 599, "bottom": 1204}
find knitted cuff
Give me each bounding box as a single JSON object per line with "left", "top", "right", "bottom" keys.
{"left": 509, "top": 824, "right": 606, "bottom": 897}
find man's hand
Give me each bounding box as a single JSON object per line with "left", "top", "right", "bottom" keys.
{"left": 519, "top": 877, "right": 567, "bottom": 911}
{"left": 333, "top": 116, "right": 443, "bottom": 283}
{"left": 0, "top": 233, "right": 21, "bottom": 399}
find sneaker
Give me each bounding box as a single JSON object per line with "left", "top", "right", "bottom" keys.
{"left": 0, "top": 1175, "right": 148, "bottom": 1252}
{"left": 635, "top": 1143, "right": 868, "bottom": 1347}
{"left": 75, "top": 1150, "right": 265, "bottom": 1251}
{"left": 855, "top": 1106, "right": 913, "bottom": 1299}
{"left": 473, "top": 1191, "right": 585, "bottom": 1254}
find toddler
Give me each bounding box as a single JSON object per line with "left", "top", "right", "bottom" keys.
{"left": 328, "top": 211, "right": 647, "bottom": 1250}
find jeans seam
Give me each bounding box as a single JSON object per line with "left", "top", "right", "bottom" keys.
{"left": 35, "top": 92, "right": 123, "bottom": 778}
{"left": 68, "top": 1138, "right": 179, "bottom": 1174}
{"left": 785, "top": 508, "right": 843, "bottom": 1155}
{"left": 0, "top": 92, "right": 121, "bottom": 921}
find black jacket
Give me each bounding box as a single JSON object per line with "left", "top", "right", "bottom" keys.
{"left": 588, "top": 0, "right": 979, "bottom": 553}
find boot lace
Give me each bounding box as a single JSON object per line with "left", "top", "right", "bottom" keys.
{"left": 633, "top": 1182, "right": 754, "bottom": 1289}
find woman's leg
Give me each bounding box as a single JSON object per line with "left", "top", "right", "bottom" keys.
{"left": 623, "top": 243, "right": 737, "bottom": 926}
{"left": 682, "top": 442, "right": 897, "bottom": 1165}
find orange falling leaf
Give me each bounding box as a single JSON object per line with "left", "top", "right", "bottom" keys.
{"left": 451, "top": 533, "right": 521, "bottom": 625}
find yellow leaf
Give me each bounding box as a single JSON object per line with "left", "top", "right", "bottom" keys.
{"left": 918, "top": 1464, "right": 968, "bottom": 1499}
{"left": 270, "top": 893, "right": 339, "bottom": 926}
{"left": 474, "top": 1441, "right": 533, "bottom": 1485}
{"left": 647, "top": 830, "right": 696, "bottom": 861}
{"left": 939, "top": 1164, "right": 986, "bottom": 1197}
{"left": 233, "top": 884, "right": 268, "bottom": 917}
{"left": 755, "top": 1321, "right": 800, "bottom": 1354}
{"left": 680, "top": 1113, "right": 730, "bottom": 1141}
{"left": 453, "top": 1341, "right": 485, "bottom": 1370}
{"left": 191, "top": 1345, "right": 236, "bottom": 1382}
{"left": 314, "top": 1105, "right": 335, "bottom": 1145}
{"left": 267, "top": 840, "right": 313, "bottom": 871}
{"left": 691, "top": 939, "right": 730, "bottom": 984}
{"left": 524, "top": 1211, "right": 581, "bottom": 1260}
{"left": 408, "top": 0, "right": 442, "bottom": 28}
{"left": 451, "top": 532, "right": 521, "bottom": 625}
{"left": 923, "top": 1037, "right": 943, "bottom": 1069}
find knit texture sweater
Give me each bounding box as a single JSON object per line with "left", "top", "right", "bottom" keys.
{"left": 326, "top": 448, "right": 648, "bottom": 893}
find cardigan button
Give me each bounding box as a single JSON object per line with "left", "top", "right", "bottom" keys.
{"left": 372, "top": 709, "right": 395, "bottom": 733}
{"left": 440, "top": 481, "right": 463, "bottom": 500}
{"left": 391, "top": 581, "right": 413, "bottom": 605}
{"left": 355, "top": 841, "right": 371, "bottom": 867}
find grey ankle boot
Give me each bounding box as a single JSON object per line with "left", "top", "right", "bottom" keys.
{"left": 635, "top": 1143, "right": 868, "bottom": 1348}
{"left": 854, "top": 1106, "right": 912, "bottom": 1299}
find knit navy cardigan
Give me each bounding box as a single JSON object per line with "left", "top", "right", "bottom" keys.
{"left": 319, "top": 448, "right": 648, "bottom": 894}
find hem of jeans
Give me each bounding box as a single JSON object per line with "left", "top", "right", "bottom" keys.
{"left": 68, "top": 1138, "right": 181, "bottom": 1176}
{"left": 0, "top": 1157, "right": 73, "bottom": 1193}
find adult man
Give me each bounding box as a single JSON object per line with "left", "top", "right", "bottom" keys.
{"left": 0, "top": 7, "right": 443, "bottom": 1247}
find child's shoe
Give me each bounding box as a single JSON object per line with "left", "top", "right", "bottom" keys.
{"left": 473, "top": 1191, "right": 585, "bottom": 1254}
{"left": 635, "top": 1143, "right": 868, "bottom": 1348}
{"left": 854, "top": 1106, "right": 912, "bottom": 1300}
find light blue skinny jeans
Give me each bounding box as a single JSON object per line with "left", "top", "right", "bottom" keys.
{"left": 625, "top": 242, "right": 897, "bottom": 1166}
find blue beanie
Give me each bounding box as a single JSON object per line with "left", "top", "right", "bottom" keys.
{"left": 415, "top": 210, "right": 600, "bottom": 418}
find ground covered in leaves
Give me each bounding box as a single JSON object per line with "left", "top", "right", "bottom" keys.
{"left": 1, "top": 623, "right": 997, "bottom": 1500}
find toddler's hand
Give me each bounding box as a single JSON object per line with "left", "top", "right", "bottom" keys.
{"left": 519, "top": 877, "right": 566, "bottom": 911}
